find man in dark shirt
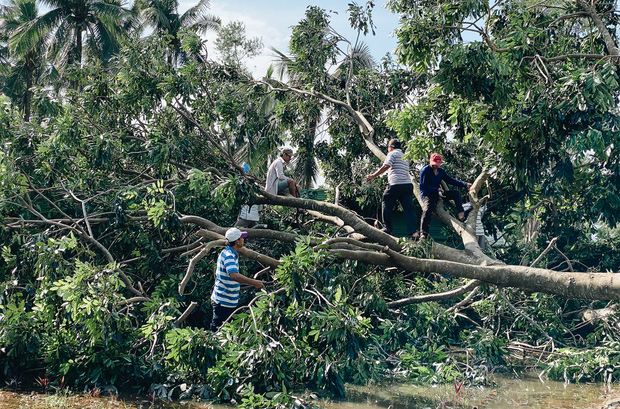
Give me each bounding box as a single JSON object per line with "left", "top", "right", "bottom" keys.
{"left": 419, "top": 153, "right": 472, "bottom": 240}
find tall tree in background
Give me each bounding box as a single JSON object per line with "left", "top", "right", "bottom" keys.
{"left": 214, "top": 21, "right": 262, "bottom": 72}
{"left": 136, "top": 0, "right": 220, "bottom": 65}
{"left": 0, "top": 0, "right": 45, "bottom": 121}
{"left": 269, "top": 4, "right": 380, "bottom": 189}
{"left": 18, "top": 0, "right": 135, "bottom": 74}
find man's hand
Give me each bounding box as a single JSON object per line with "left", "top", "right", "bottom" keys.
{"left": 230, "top": 272, "right": 265, "bottom": 289}
{"left": 367, "top": 164, "right": 389, "bottom": 181}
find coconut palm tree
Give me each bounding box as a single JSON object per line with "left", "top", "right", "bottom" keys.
{"left": 135, "top": 0, "right": 220, "bottom": 66}
{"left": 17, "top": 0, "right": 135, "bottom": 73}
{"left": 0, "top": 0, "right": 46, "bottom": 121}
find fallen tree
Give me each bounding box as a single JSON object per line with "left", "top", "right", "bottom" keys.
{"left": 1, "top": 4, "right": 619, "bottom": 402}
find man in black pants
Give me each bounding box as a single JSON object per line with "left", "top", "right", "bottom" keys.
{"left": 366, "top": 139, "right": 419, "bottom": 239}
{"left": 419, "top": 153, "right": 472, "bottom": 240}
{"left": 210, "top": 228, "right": 264, "bottom": 331}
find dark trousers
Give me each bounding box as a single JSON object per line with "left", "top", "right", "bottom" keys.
{"left": 382, "top": 183, "right": 418, "bottom": 235}
{"left": 210, "top": 303, "right": 236, "bottom": 332}
{"left": 420, "top": 191, "right": 464, "bottom": 235}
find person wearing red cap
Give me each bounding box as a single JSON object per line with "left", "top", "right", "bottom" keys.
{"left": 210, "top": 228, "right": 264, "bottom": 331}
{"left": 419, "top": 153, "right": 472, "bottom": 240}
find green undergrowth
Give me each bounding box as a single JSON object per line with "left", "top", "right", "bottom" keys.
{"left": 3, "top": 236, "right": 619, "bottom": 409}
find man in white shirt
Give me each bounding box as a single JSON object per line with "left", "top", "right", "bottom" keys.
{"left": 366, "top": 139, "right": 419, "bottom": 239}
{"left": 265, "top": 148, "right": 300, "bottom": 197}
{"left": 235, "top": 204, "right": 263, "bottom": 228}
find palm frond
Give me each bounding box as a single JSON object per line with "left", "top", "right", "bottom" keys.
{"left": 48, "top": 20, "right": 73, "bottom": 67}
{"left": 333, "top": 40, "right": 376, "bottom": 77}
{"left": 10, "top": 6, "right": 62, "bottom": 57}
{"left": 269, "top": 46, "right": 297, "bottom": 81}
{"left": 140, "top": 6, "right": 172, "bottom": 32}
{"left": 181, "top": 0, "right": 215, "bottom": 26}
{"left": 93, "top": 0, "right": 135, "bottom": 21}
{"left": 190, "top": 14, "right": 221, "bottom": 34}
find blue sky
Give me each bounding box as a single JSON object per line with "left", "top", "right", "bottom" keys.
{"left": 183, "top": 0, "right": 401, "bottom": 77}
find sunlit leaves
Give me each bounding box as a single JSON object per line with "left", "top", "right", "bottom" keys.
{"left": 289, "top": 6, "right": 338, "bottom": 86}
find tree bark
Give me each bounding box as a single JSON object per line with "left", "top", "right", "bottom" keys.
{"left": 326, "top": 246, "right": 620, "bottom": 299}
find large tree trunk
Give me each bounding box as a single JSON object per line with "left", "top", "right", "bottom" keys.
{"left": 179, "top": 181, "right": 620, "bottom": 301}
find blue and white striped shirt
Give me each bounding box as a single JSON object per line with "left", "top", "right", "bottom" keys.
{"left": 210, "top": 246, "right": 241, "bottom": 307}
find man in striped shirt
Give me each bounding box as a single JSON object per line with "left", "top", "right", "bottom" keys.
{"left": 366, "top": 139, "right": 419, "bottom": 239}
{"left": 210, "top": 228, "right": 264, "bottom": 331}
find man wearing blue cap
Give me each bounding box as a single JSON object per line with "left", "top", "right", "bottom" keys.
{"left": 210, "top": 228, "right": 265, "bottom": 331}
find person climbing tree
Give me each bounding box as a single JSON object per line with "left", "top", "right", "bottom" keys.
{"left": 366, "top": 139, "right": 419, "bottom": 240}
{"left": 419, "top": 153, "right": 472, "bottom": 240}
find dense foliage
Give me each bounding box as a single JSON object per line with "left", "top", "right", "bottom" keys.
{"left": 1, "top": 1, "right": 620, "bottom": 408}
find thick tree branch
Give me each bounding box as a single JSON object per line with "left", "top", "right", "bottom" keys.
{"left": 197, "top": 229, "right": 281, "bottom": 268}
{"left": 383, "top": 246, "right": 620, "bottom": 300}
{"left": 306, "top": 209, "right": 364, "bottom": 240}
{"left": 432, "top": 242, "right": 500, "bottom": 266}
{"left": 254, "top": 190, "right": 401, "bottom": 250}
{"left": 321, "top": 237, "right": 385, "bottom": 252}
{"left": 431, "top": 168, "right": 495, "bottom": 263}
{"left": 325, "top": 244, "right": 620, "bottom": 300}
{"left": 576, "top": 0, "right": 619, "bottom": 57}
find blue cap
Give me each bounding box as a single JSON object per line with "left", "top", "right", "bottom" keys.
{"left": 242, "top": 162, "right": 250, "bottom": 173}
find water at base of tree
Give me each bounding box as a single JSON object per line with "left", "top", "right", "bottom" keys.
{"left": 0, "top": 372, "right": 614, "bottom": 409}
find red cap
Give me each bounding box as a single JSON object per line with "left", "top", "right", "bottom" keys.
{"left": 430, "top": 153, "right": 442, "bottom": 166}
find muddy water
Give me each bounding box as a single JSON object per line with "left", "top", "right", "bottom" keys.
{"left": 0, "top": 373, "right": 612, "bottom": 409}
{"left": 339, "top": 372, "right": 610, "bottom": 409}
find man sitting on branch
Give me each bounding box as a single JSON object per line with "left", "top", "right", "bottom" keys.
{"left": 265, "top": 148, "right": 300, "bottom": 197}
